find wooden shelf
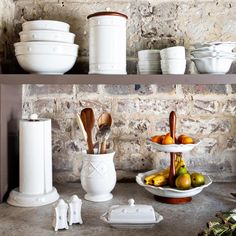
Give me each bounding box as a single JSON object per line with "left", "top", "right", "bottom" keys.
{"left": 0, "top": 74, "right": 235, "bottom": 84}
{"left": 0, "top": 72, "right": 236, "bottom": 203}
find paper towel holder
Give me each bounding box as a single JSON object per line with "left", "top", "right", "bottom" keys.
{"left": 7, "top": 114, "right": 59, "bottom": 207}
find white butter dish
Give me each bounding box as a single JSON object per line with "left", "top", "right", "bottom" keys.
{"left": 100, "top": 199, "right": 163, "bottom": 229}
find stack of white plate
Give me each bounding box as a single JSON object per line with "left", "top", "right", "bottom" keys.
{"left": 14, "top": 20, "right": 79, "bottom": 74}
{"left": 160, "top": 46, "right": 186, "bottom": 74}
{"left": 137, "top": 50, "right": 161, "bottom": 74}
{"left": 191, "top": 42, "right": 236, "bottom": 74}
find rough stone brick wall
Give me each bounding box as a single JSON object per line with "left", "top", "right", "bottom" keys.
{"left": 1, "top": 0, "right": 236, "bottom": 182}
{"left": 0, "top": 0, "right": 15, "bottom": 72}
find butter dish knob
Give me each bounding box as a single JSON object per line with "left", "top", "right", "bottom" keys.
{"left": 128, "top": 199, "right": 135, "bottom": 206}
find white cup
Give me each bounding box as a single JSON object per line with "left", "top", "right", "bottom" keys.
{"left": 161, "top": 59, "right": 186, "bottom": 74}
{"left": 160, "top": 46, "right": 185, "bottom": 60}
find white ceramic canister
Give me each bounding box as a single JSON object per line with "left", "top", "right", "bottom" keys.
{"left": 87, "top": 11, "right": 128, "bottom": 74}
{"left": 81, "top": 149, "right": 116, "bottom": 202}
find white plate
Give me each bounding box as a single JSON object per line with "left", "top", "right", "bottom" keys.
{"left": 100, "top": 211, "right": 163, "bottom": 229}
{"left": 136, "top": 170, "right": 212, "bottom": 198}
{"left": 147, "top": 138, "right": 201, "bottom": 153}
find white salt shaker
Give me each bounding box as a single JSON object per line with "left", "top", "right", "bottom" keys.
{"left": 52, "top": 199, "right": 69, "bottom": 231}
{"left": 68, "top": 195, "right": 83, "bottom": 225}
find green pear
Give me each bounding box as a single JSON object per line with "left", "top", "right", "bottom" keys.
{"left": 175, "top": 173, "right": 191, "bottom": 190}
{"left": 176, "top": 165, "right": 187, "bottom": 176}
{"left": 191, "top": 173, "right": 205, "bottom": 187}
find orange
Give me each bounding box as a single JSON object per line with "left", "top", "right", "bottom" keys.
{"left": 151, "top": 135, "right": 162, "bottom": 144}
{"left": 165, "top": 133, "right": 171, "bottom": 137}
{"left": 162, "top": 136, "right": 174, "bottom": 145}
{"left": 181, "top": 136, "right": 194, "bottom": 144}
{"left": 178, "top": 134, "right": 187, "bottom": 144}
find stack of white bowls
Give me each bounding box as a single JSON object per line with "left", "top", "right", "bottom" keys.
{"left": 191, "top": 42, "right": 236, "bottom": 74}
{"left": 14, "top": 20, "right": 79, "bottom": 74}
{"left": 160, "top": 46, "right": 186, "bottom": 74}
{"left": 137, "top": 50, "right": 161, "bottom": 74}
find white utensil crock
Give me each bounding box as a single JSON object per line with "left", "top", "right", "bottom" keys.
{"left": 81, "top": 150, "right": 116, "bottom": 202}
{"left": 87, "top": 12, "right": 128, "bottom": 74}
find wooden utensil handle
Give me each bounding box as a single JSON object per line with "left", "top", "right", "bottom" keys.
{"left": 100, "top": 141, "right": 107, "bottom": 154}
{"left": 87, "top": 132, "right": 94, "bottom": 154}
{"left": 169, "top": 111, "right": 177, "bottom": 187}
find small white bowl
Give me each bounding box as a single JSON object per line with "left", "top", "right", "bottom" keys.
{"left": 161, "top": 59, "right": 186, "bottom": 74}
{"left": 138, "top": 61, "right": 161, "bottom": 70}
{"left": 19, "top": 30, "right": 75, "bottom": 43}
{"left": 138, "top": 50, "right": 161, "bottom": 61}
{"left": 193, "top": 43, "right": 236, "bottom": 52}
{"left": 14, "top": 42, "right": 78, "bottom": 56}
{"left": 22, "top": 20, "right": 70, "bottom": 32}
{"left": 191, "top": 50, "right": 236, "bottom": 58}
{"left": 160, "top": 46, "right": 185, "bottom": 59}
{"left": 192, "top": 57, "right": 234, "bottom": 74}
{"left": 138, "top": 68, "right": 162, "bottom": 75}
{"left": 16, "top": 54, "right": 77, "bottom": 74}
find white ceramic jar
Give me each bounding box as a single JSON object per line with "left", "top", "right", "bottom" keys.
{"left": 87, "top": 11, "right": 128, "bottom": 74}
{"left": 81, "top": 149, "right": 116, "bottom": 202}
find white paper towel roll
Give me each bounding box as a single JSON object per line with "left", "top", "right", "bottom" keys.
{"left": 19, "top": 118, "right": 52, "bottom": 195}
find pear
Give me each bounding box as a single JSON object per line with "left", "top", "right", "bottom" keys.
{"left": 175, "top": 173, "right": 191, "bottom": 190}
{"left": 176, "top": 165, "right": 187, "bottom": 176}
{"left": 191, "top": 173, "right": 205, "bottom": 187}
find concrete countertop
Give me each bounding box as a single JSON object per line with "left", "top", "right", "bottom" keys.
{"left": 0, "top": 182, "right": 235, "bottom": 236}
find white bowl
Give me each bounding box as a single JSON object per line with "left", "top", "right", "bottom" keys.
{"left": 22, "top": 20, "right": 70, "bottom": 32}
{"left": 14, "top": 42, "right": 78, "bottom": 56}
{"left": 191, "top": 50, "right": 236, "bottom": 58}
{"left": 138, "top": 62, "right": 161, "bottom": 71}
{"left": 193, "top": 43, "right": 236, "bottom": 52}
{"left": 192, "top": 57, "right": 234, "bottom": 74}
{"left": 138, "top": 69, "right": 162, "bottom": 75}
{"left": 138, "top": 50, "right": 161, "bottom": 61}
{"left": 136, "top": 170, "right": 212, "bottom": 198}
{"left": 147, "top": 138, "right": 201, "bottom": 153}
{"left": 16, "top": 54, "right": 77, "bottom": 74}
{"left": 161, "top": 59, "right": 186, "bottom": 74}
{"left": 19, "top": 30, "right": 75, "bottom": 43}
{"left": 160, "top": 46, "right": 185, "bottom": 59}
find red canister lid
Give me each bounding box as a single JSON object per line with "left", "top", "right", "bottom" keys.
{"left": 87, "top": 11, "right": 128, "bottom": 20}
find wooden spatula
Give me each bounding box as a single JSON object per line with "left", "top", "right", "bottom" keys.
{"left": 81, "top": 108, "right": 95, "bottom": 154}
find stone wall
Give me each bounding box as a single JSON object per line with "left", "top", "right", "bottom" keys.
{"left": 2, "top": 0, "right": 236, "bottom": 182}
{"left": 0, "top": 0, "right": 15, "bottom": 72}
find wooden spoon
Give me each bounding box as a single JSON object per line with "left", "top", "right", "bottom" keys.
{"left": 98, "top": 112, "right": 112, "bottom": 129}
{"left": 169, "top": 111, "right": 176, "bottom": 187}
{"left": 97, "top": 112, "right": 112, "bottom": 154}
{"left": 80, "top": 108, "right": 95, "bottom": 154}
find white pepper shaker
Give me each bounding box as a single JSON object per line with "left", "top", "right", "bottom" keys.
{"left": 68, "top": 195, "right": 83, "bottom": 225}
{"left": 52, "top": 199, "right": 69, "bottom": 231}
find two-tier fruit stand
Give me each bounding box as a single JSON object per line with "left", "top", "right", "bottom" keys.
{"left": 136, "top": 111, "right": 212, "bottom": 204}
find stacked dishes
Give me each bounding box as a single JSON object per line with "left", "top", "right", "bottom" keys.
{"left": 137, "top": 50, "right": 161, "bottom": 74}
{"left": 160, "top": 46, "right": 186, "bottom": 74}
{"left": 15, "top": 20, "right": 79, "bottom": 74}
{"left": 191, "top": 42, "right": 236, "bottom": 74}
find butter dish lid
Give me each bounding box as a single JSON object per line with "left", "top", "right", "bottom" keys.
{"left": 101, "top": 199, "right": 163, "bottom": 224}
